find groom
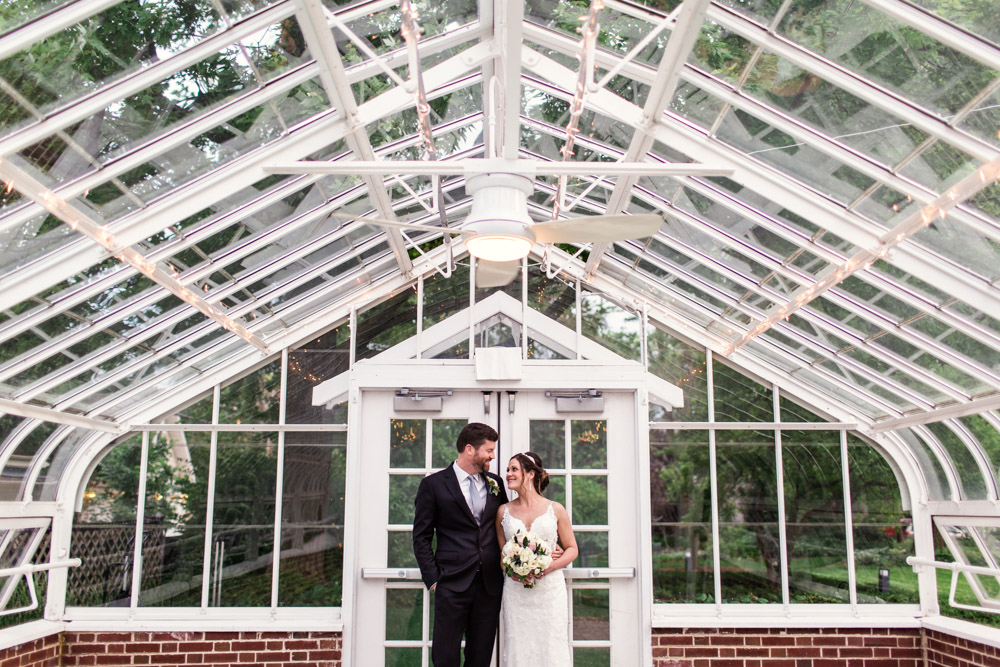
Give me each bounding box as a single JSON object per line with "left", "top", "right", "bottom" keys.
{"left": 412, "top": 422, "right": 509, "bottom": 667}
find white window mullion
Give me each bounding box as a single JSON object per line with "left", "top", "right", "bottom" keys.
{"left": 201, "top": 385, "right": 222, "bottom": 610}
{"left": 129, "top": 431, "right": 151, "bottom": 609}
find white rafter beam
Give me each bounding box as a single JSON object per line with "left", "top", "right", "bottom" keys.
{"left": 0, "top": 159, "right": 270, "bottom": 354}
{"left": 264, "top": 159, "right": 732, "bottom": 176}
{"left": 293, "top": 0, "right": 413, "bottom": 276}
{"left": 0, "top": 398, "right": 122, "bottom": 434}
{"left": 583, "top": 0, "right": 713, "bottom": 277}
{"left": 497, "top": 0, "right": 524, "bottom": 160}
{"left": 725, "top": 155, "right": 1000, "bottom": 355}
{"left": 872, "top": 395, "right": 1000, "bottom": 433}
{"left": 651, "top": 120, "right": 1000, "bottom": 323}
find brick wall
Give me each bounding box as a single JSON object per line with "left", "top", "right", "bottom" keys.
{"left": 0, "top": 634, "right": 60, "bottom": 667}
{"left": 653, "top": 627, "right": 923, "bottom": 666}
{"left": 61, "top": 631, "right": 341, "bottom": 666}
{"left": 925, "top": 628, "right": 1000, "bottom": 667}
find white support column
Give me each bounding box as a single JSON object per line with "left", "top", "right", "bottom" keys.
{"left": 129, "top": 431, "right": 151, "bottom": 610}
{"left": 200, "top": 386, "right": 222, "bottom": 610}
{"left": 706, "top": 350, "right": 723, "bottom": 611}
{"left": 497, "top": 0, "right": 524, "bottom": 160}
{"left": 270, "top": 349, "right": 289, "bottom": 609}
{"left": 840, "top": 430, "right": 859, "bottom": 610}
{"left": 773, "top": 388, "right": 790, "bottom": 609}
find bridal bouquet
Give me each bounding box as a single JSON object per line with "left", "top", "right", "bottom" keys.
{"left": 501, "top": 529, "right": 552, "bottom": 588}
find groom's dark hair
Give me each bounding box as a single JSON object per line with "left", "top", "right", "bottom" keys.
{"left": 456, "top": 422, "right": 499, "bottom": 452}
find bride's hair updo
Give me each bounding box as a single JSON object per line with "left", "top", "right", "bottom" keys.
{"left": 512, "top": 452, "right": 549, "bottom": 494}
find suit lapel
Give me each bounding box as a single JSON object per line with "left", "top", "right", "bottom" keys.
{"left": 443, "top": 464, "right": 477, "bottom": 525}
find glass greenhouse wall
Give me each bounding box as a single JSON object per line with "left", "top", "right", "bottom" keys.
{"left": 0, "top": 0, "right": 998, "bottom": 661}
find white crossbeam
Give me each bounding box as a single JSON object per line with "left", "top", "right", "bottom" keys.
{"left": 872, "top": 395, "right": 1000, "bottom": 433}
{"left": 264, "top": 159, "right": 733, "bottom": 176}
{"left": 0, "top": 398, "right": 121, "bottom": 434}
{"left": 0, "top": 159, "right": 270, "bottom": 354}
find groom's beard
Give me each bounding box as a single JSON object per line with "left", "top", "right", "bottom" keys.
{"left": 473, "top": 452, "right": 491, "bottom": 474}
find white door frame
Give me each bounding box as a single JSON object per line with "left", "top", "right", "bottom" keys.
{"left": 341, "top": 359, "right": 654, "bottom": 666}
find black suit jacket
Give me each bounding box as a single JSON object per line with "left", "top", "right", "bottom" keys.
{"left": 412, "top": 465, "right": 509, "bottom": 595}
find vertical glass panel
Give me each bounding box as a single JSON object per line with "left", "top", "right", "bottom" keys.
{"left": 287, "top": 321, "right": 351, "bottom": 425}
{"left": 647, "top": 325, "right": 708, "bottom": 422}
{"left": 475, "top": 262, "right": 521, "bottom": 304}
{"left": 713, "top": 361, "right": 773, "bottom": 422}
{"left": 718, "top": 433, "right": 780, "bottom": 603}
{"left": 209, "top": 434, "right": 278, "bottom": 607}
{"left": 385, "top": 647, "right": 422, "bottom": 667}
{"left": 390, "top": 476, "right": 423, "bottom": 525}
{"left": 783, "top": 432, "right": 848, "bottom": 603}
{"left": 219, "top": 360, "right": 281, "bottom": 424}
{"left": 68, "top": 436, "right": 140, "bottom": 607}
{"left": 432, "top": 419, "right": 465, "bottom": 468}
{"left": 572, "top": 647, "right": 610, "bottom": 665}
{"left": 571, "top": 420, "right": 606, "bottom": 469}
{"left": 140, "top": 433, "right": 208, "bottom": 607}
{"left": 391, "top": 420, "right": 426, "bottom": 469}
{"left": 527, "top": 265, "right": 576, "bottom": 331}
{"left": 849, "top": 436, "right": 917, "bottom": 604}
{"left": 581, "top": 292, "right": 641, "bottom": 362}
{"left": 423, "top": 265, "right": 470, "bottom": 331}
{"left": 278, "top": 433, "right": 346, "bottom": 607}
{"left": 530, "top": 420, "right": 565, "bottom": 470}
{"left": 547, "top": 475, "right": 566, "bottom": 507}
{"left": 474, "top": 313, "right": 520, "bottom": 348}
{"left": 357, "top": 291, "right": 417, "bottom": 362}
{"left": 575, "top": 533, "right": 609, "bottom": 569}
{"left": 572, "top": 477, "right": 607, "bottom": 525}
{"left": 572, "top": 588, "right": 609, "bottom": 640}
{"left": 927, "top": 422, "right": 987, "bottom": 500}
{"left": 388, "top": 531, "right": 417, "bottom": 568}
{"left": 650, "top": 430, "right": 713, "bottom": 603}
{"left": 385, "top": 587, "right": 423, "bottom": 641}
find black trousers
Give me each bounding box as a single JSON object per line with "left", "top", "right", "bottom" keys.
{"left": 431, "top": 570, "right": 501, "bottom": 667}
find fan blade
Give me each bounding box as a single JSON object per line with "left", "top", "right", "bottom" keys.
{"left": 475, "top": 260, "right": 521, "bottom": 288}
{"left": 531, "top": 214, "right": 662, "bottom": 244}
{"left": 329, "top": 212, "right": 463, "bottom": 235}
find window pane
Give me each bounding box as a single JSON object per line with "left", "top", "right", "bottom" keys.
{"left": 650, "top": 430, "right": 713, "bottom": 603}
{"left": 69, "top": 437, "right": 140, "bottom": 607}
{"left": 278, "top": 435, "right": 346, "bottom": 607}
{"left": 209, "top": 435, "right": 278, "bottom": 607}
{"left": 718, "top": 434, "right": 780, "bottom": 603}
{"left": 783, "top": 433, "right": 848, "bottom": 603}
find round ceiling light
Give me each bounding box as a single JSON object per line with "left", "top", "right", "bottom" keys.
{"left": 465, "top": 221, "right": 536, "bottom": 262}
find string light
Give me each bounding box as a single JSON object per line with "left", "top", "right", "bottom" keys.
{"left": 553, "top": 0, "right": 604, "bottom": 220}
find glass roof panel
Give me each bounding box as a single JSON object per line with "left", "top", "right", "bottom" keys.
{"left": 897, "top": 0, "right": 1000, "bottom": 50}
{"left": 0, "top": 1, "right": 226, "bottom": 126}
{"left": 777, "top": 0, "right": 998, "bottom": 117}
{"left": 925, "top": 422, "right": 989, "bottom": 499}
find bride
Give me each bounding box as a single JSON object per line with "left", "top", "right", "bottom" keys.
{"left": 494, "top": 452, "right": 578, "bottom": 666}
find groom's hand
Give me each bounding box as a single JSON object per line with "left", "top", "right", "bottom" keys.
{"left": 552, "top": 545, "right": 564, "bottom": 560}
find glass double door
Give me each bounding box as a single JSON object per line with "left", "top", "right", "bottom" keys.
{"left": 351, "top": 388, "right": 641, "bottom": 666}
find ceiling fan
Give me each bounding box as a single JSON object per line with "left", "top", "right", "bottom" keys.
{"left": 265, "top": 158, "right": 733, "bottom": 287}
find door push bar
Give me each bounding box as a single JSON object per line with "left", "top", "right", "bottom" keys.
{"left": 362, "top": 567, "right": 635, "bottom": 580}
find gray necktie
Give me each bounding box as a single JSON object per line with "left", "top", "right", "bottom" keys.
{"left": 468, "top": 475, "right": 482, "bottom": 521}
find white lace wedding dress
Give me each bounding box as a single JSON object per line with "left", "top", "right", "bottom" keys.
{"left": 500, "top": 502, "right": 571, "bottom": 666}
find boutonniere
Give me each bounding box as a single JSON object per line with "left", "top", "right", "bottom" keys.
{"left": 487, "top": 476, "right": 500, "bottom": 496}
